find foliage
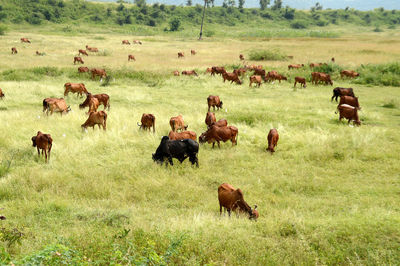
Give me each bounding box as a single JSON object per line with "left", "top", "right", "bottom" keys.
{"left": 0, "top": 227, "right": 24, "bottom": 248}
{"left": 291, "top": 20, "right": 308, "bottom": 29}
{"left": 353, "top": 62, "right": 400, "bottom": 87}
{"left": 169, "top": 17, "right": 181, "bottom": 31}
{"left": 0, "top": 25, "right": 6, "bottom": 35}
{"left": 249, "top": 49, "right": 287, "bottom": 61}
{"left": 20, "top": 244, "right": 87, "bottom": 265}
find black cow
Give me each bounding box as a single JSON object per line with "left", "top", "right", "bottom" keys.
{"left": 331, "top": 87, "right": 355, "bottom": 102}
{"left": 152, "top": 136, "right": 199, "bottom": 167}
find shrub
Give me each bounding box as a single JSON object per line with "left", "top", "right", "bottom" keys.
{"left": 312, "top": 63, "right": 343, "bottom": 75}
{"left": 373, "top": 26, "right": 383, "bottom": 32}
{"left": 0, "top": 25, "right": 6, "bottom": 35}
{"left": 249, "top": 49, "right": 288, "bottom": 61}
{"left": 20, "top": 244, "right": 86, "bottom": 265}
{"left": 353, "top": 62, "right": 400, "bottom": 87}
{"left": 290, "top": 20, "right": 308, "bottom": 29}
{"left": 169, "top": 17, "right": 181, "bottom": 31}
{"left": 205, "top": 30, "right": 215, "bottom": 37}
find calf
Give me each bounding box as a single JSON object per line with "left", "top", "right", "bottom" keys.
{"left": 31, "top": 131, "right": 52, "bottom": 162}
{"left": 233, "top": 68, "right": 247, "bottom": 77}
{"left": 0, "top": 88, "right": 4, "bottom": 99}
{"left": 122, "top": 40, "right": 131, "bottom": 45}
{"left": 79, "top": 49, "right": 88, "bottom": 56}
{"left": 178, "top": 52, "right": 184, "bottom": 58}
{"left": 79, "top": 93, "right": 100, "bottom": 113}
{"left": 253, "top": 68, "right": 266, "bottom": 80}
{"left": 43, "top": 98, "right": 71, "bottom": 115}
{"left": 207, "top": 95, "right": 223, "bottom": 111}
{"left": 86, "top": 45, "right": 99, "bottom": 52}
{"left": 239, "top": 54, "right": 244, "bottom": 60}
{"left": 339, "top": 96, "right": 360, "bottom": 109}
{"left": 21, "top": 38, "right": 31, "bottom": 43}
{"left": 218, "top": 183, "right": 257, "bottom": 219}
{"left": 91, "top": 68, "right": 107, "bottom": 80}
{"left": 199, "top": 125, "right": 238, "bottom": 148}
{"left": 266, "top": 129, "right": 279, "bottom": 153}
{"left": 205, "top": 67, "right": 212, "bottom": 74}
{"left": 152, "top": 136, "right": 199, "bottom": 167}
{"left": 211, "top": 66, "right": 226, "bottom": 76}
{"left": 170, "top": 115, "right": 188, "bottom": 132}
{"left": 294, "top": 77, "right": 306, "bottom": 88}
{"left": 331, "top": 87, "right": 355, "bottom": 102}
{"left": 182, "top": 70, "right": 198, "bottom": 76}
{"left": 81, "top": 111, "right": 107, "bottom": 130}
{"left": 338, "top": 104, "right": 361, "bottom": 126}
{"left": 168, "top": 130, "right": 197, "bottom": 141}
{"left": 249, "top": 75, "right": 262, "bottom": 87}
{"left": 74, "top": 56, "right": 84, "bottom": 64}
{"left": 310, "top": 62, "right": 327, "bottom": 68}
{"left": 36, "top": 51, "right": 45, "bottom": 56}
{"left": 138, "top": 113, "right": 155, "bottom": 132}
{"left": 191, "top": 50, "right": 196, "bottom": 55}
{"left": 78, "top": 67, "right": 90, "bottom": 73}
{"left": 205, "top": 112, "right": 216, "bottom": 128}
{"left": 173, "top": 70, "right": 180, "bottom": 76}
{"left": 11, "top": 47, "right": 17, "bottom": 54}
{"left": 64, "top": 83, "right": 88, "bottom": 97}
{"left": 133, "top": 40, "right": 142, "bottom": 44}
{"left": 128, "top": 55, "right": 136, "bottom": 61}
{"left": 288, "top": 64, "right": 304, "bottom": 70}
{"left": 340, "top": 70, "right": 359, "bottom": 79}
{"left": 222, "top": 72, "right": 242, "bottom": 85}
{"left": 318, "top": 73, "right": 333, "bottom": 85}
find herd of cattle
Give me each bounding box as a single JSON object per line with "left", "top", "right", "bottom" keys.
{"left": 4, "top": 37, "right": 365, "bottom": 220}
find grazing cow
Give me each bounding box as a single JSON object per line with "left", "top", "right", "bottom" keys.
{"left": 74, "top": 57, "right": 84, "bottom": 64}
{"left": 0, "top": 88, "right": 5, "bottom": 99}
{"left": 137, "top": 113, "right": 155, "bottom": 132}
{"left": 233, "top": 68, "right": 247, "bottom": 77}
{"left": 339, "top": 96, "right": 360, "bottom": 110}
{"left": 182, "top": 70, "right": 198, "bottom": 76}
{"left": 191, "top": 50, "right": 196, "bottom": 55}
{"left": 168, "top": 130, "right": 197, "bottom": 141}
{"left": 310, "top": 62, "right": 327, "bottom": 68}
{"left": 239, "top": 54, "right": 244, "bottom": 60}
{"left": 152, "top": 136, "right": 199, "bottom": 167}
{"left": 340, "top": 70, "right": 359, "bottom": 79}
{"left": 178, "top": 52, "right": 184, "bottom": 58}
{"left": 86, "top": 45, "right": 99, "bottom": 52}
{"left": 11, "top": 47, "right": 17, "bottom": 54}
{"left": 288, "top": 64, "right": 304, "bottom": 70}
{"left": 42, "top": 98, "right": 71, "bottom": 115}
{"left": 128, "top": 55, "right": 136, "bottom": 61}
{"left": 21, "top": 38, "right": 30, "bottom": 43}
{"left": 266, "top": 129, "right": 279, "bottom": 153}
{"left": 331, "top": 87, "right": 355, "bottom": 102}
{"left": 36, "top": 51, "right": 44, "bottom": 56}
{"left": 253, "top": 68, "right": 266, "bottom": 78}
{"left": 311, "top": 72, "right": 321, "bottom": 84}
{"left": 205, "top": 112, "right": 216, "bottom": 128}
{"left": 294, "top": 77, "right": 307, "bottom": 88}
{"left": 205, "top": 67, "right": 212, "bottom": 74}
{"left": 79, "top": 93, "right": 100, "bottom": 113}
{"left": 133, "top": 40, "right": 142, "bottom": 45}
{"left": 199, "top": 125, "right": 238, "bottom": 148}
{"left": 338, "top": 104, "right": 361, "bottom": 126}
{"left": 81, "top": 111, "right": 107, "bottom": 131}
{"left": 122, "top": 40, "right": 130, "bottom": 45}
{"left": 91, "top": 68, "right": 107, "bottom": 80}
{"left": 78, "top": 67, "right": 89, "bottom": 73}
{"left": 31, "top": 131, "right": 52, "bottom": 162}
{"left": 207, "top": 95, "right": 223, "bottom": 111}
{"left": 212, "top": 119, "right": 228, "bottom": 128}
{"left": 173, "top": 70, "right": 180, "bottom": 76}
{"left": 79, "top": 49, "right": 88, "bottom": 56}
{"left": 218, "top": 183, "right": 256, "bottom": 219}
{"left": 267, "top": 72, "right": 287, "bottom": 83}
{"left": 222, "top": 72, "right": 242, "bottom": 85}
{"left": 211, "top": 66, "right": 226, "bottom": 76}
{"left": 170, "top": 115, "right": 188, "bottom": 132}
{"left": 318, "top": 73, "right": 333, "bottom": 85}
{"left": 249, "top": 75, "right": 262, "bottom": 87}
{"left": 64, "top": 83, "right": 88, "bottom": 97}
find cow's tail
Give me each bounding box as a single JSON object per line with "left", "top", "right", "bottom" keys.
{"left": 43, "top": 99, "right": 49, "bottom": 112}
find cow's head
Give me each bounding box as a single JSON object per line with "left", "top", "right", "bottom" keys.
{"left": 31, "top": 136, "right": 37, "bottom": 147}
{"left": 67, "top": 106, "right": 71, "bottom": 112}
{"left": 249, "top": 205, "right": 259, "bottom": 220}
{"left": 199, "top": 132, "right": 207, "bottom": 144}
{"left": 218, "top": 101, "right": 223, "bottom": 108}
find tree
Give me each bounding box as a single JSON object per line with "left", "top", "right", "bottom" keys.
{"left": 186, "top": 0, "right": 192, "bottom": 6}
{"left": 199, "top": 0, "right": 207, "bottom": 40}
{"left": 134, "top": 0, "right": 146, "bottom": 7}
{"left": 259, "top": 0, "right": 270, "bottom": 10}
{"left": 315, "top": 2, "right": 323, "bottom": 10}
{"left": 238, "top": 0, "right": 245, "bottom": 9}
{"left": 169, "top": 17, "right": 181, "bottom": 31}
{"left": 271, "top": 0, "right": 282, "bottom": 10}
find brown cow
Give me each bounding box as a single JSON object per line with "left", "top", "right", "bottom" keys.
{"left": 74, "top": 57, "right": 84, "bottom": 64}
{"left": 318, "top": 73, "right": 333, "bottom": 85}
{"left": 205, "top": 112, "right": 217, "bottom": 128}
{"left": 233, "top": 68, "right": 247, "bottom": 77}
{"left": 212, "top": 119, "right": 228, "bottom": 128}
{"left": 218, "top": 183, "right": 256, "bottom": 219}
{"left": 79, "top": 49, "right": 88, "bottom": 56}
{"left": 340, "top": 70, "right": 359, "bottom": 79}
{"left": 0, "top": 88, "right": 4, "bottom": 99}
{"left": 81, "top": 111, "right": 107, "bottom": 131}
{"left": 253, "top": 68, "right": 266, "bottom": 78}
{"left": 178, "top": 52, "right": 184, "bottom": 58}
{"left": 133, "top": 40, "right": 142, "bottom": 45}
{"left": 168, "top": 130, "right": 197, "bottom": 141}
{"left": 11, "top": 47, "right": 17, "bottom": 54}
{"left": 211, "top": 66, "right": 226, "bottom": 76}
{"left": 288, "top": 64, "right": 304, "bottom": 70}
{"left": 337, "top": 104, "right": 361, "bottom": 126}
{"left": 191, "top": 50, "right": 196, "bottom": 55}
{"left": 338, "top": 96, "right": 360, "bottom": 110}
{"left": 294, "top": 77, "right": 306, "bottom": 88}
{"left": 122, "top": 40, "right": 131, "bottom": 45}
{"left": 311, "top": 72, "right": 321, "bottom": 84}
{"left": 128, "top": 55, "right": 136, "bottom": 61}
{"left": 199, "top": 125, "right": 238, "bottom": 148}
{"left": 331, "top": 57, "right": 335, "bottom": 63}
{"left": 222, "top": 72, "right": 242, "bottom": 85}
{"left": 331, "top": 87, "right": 355, "bottom": 102}
{"left": 36, "top": 51, "right": 44, "bottom": 56}
{"left": 170, "top": 115, "right": 188, "bottom": 132}
{"left": 138, "top": 113, "right": 155, "bottom": 132}
{"left": 173, "top": 70, "right": 180, "bottom": 76}
{"left": 79, "top": 93, "right": 100, "bottom": 113}
{"left": 266, "top": 129, "right": 279, "bottom": 153}
{"left": 43, "top": 98, "right": 71, "bottom": 115}
{"left": 310, "top": 62, "right": 327, "bottom": 68}
{"left": 86, "top": 45, "right": 99, "bottom": 52}
{"left": 31, "top": 131, "right": 52, "bottom": 162}
{"left": 267, "top": 72, "right": 287, "bottom": 83}
{"left": 64, "top": 83, "right": 88, "bottom": 97}
{"left": 182, "top": 70, "right": 198, "bottom": 76}
{"left": 205, "top": 67, "right": 212, "bottom": 74}
{"left": 78, "top": 67, "right": 89, "bottom": 73}
{"left": 91, "top": 68, "right": 107, "bottom": 80}
{"left": 249, "top": 75, "right": 262, "bottom": 87}
{"left": 207, "top": 95, "right": 223, "bottom": 111}
{"left": 239, "top": 54, "right": 244, "bottom": 60}
{"left": 21, "top": 38, "right": 30, "bottom": 43}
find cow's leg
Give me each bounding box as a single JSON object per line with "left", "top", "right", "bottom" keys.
{"left": 168, "top": 156, "right": 173, "bottom": 166}
{"left": 37, "top": 147, "right": 40, "bottom": 157}
{"left": 294, "top": 81, "right": 297, "bottom": 87}
{"left": 220, "top": 204, "right": 222, "bottom": 216}
{"left": 212, "top": 142, "right": 215, "bottom": 149}
{"left": 44, "top": 149, "right": 48, "bottom": 162}
{"left": 227, "top": 209, "right": 231, "bottom": 217}
{"left": 217, "top": 141, "right": 221, "bottom": 149}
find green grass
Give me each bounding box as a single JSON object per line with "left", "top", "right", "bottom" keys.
{"left": 0, "top": 29, "right": 399, "bottom": 264}
{"left": 249, "top": 49, "right": 288, "bottom": 61}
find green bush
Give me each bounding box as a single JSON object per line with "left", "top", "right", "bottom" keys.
{"left": 0, "top": 25, "right": 6, "bottom": 35}
{"left": 290, "top": 20, "right": 308, "bottom": 29}
{"left": 169, "top": 17, "right": 181, "bottom": 31}
{"left": 353, "top": 62, "right": 400, "bottom": 87}
{"left": 312, "top": 63, "right": 343, "bottom": 75}
{"left": 20, "top": 244, "right": 87, "bottom": 265}
{"left": 249, "top": 49, "right": 288, "bottom": 61}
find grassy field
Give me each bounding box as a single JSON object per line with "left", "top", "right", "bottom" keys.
{"left": 0, "top": 27, "right": 400, "bottom": 265}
